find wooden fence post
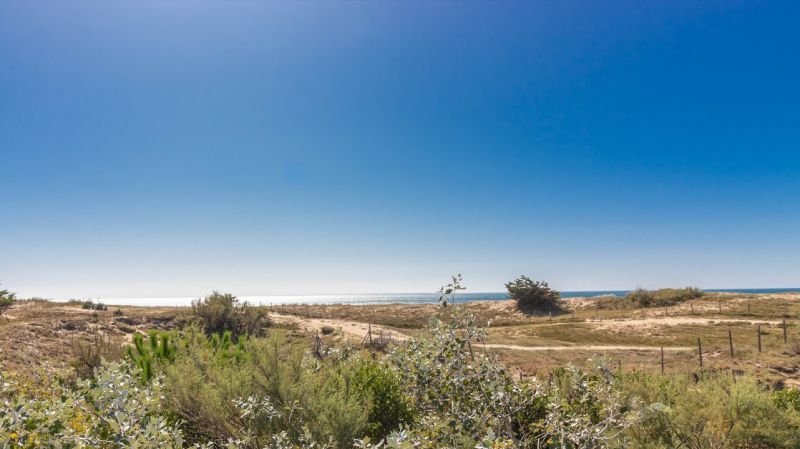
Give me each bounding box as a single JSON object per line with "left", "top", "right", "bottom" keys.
{"left": 697, "top": 338, "right": 703, "bottom": 368}
{"left": 784, "top": 319, "right": 788, "bottom": 343}
{"left": 757, "top": 325, "right": 762, "bottom": 353}
{"left": 728, "top": 329, "right": 734, "bottom": 358}
{"left": 660, "top": 346, "right": 665, "bottom": 374}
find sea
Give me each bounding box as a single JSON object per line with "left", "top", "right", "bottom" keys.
{"left": 94, "top": 288, "right": 800, "bottom": 307}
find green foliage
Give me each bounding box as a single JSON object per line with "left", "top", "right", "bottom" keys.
{"left": 0, "top": 283, "right": 16, "bottom": 320}
{"left": 773, "top": 388, "right": 800, "bottom": 413}
{"left": 192, "top": 291, "right": 268, "bottom": 339}
{"left": 162, "top": 328, "right": 370, "bottom": 448}
{"left": 126, "top": 331, "right": 179, "bottom": 382}
{"left": 352, "top": 359, "right": 415, "bottom": 441}
{"left": 385, "top": 307, "right": 638, "bottom": 448}
{"left": 0, "top": 362, "right": 193, "bottom": 448}
{"left": 505, "top": 275, "right": 562, "bottom": 312}
{"left": 623, "top": 371, "right": 800, "bottom": 449}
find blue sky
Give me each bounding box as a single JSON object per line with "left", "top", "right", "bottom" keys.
{"left": 1, "top": 1, "right": 799, "bottom": 298}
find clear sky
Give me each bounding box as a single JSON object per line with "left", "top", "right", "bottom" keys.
{"left": 1, "top": 1, "right": 798, "bottom": 299}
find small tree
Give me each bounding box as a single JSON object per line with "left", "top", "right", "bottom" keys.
{"left": 505, "top": 275, "right": 561, "bottom": 312}
{"left": 0, "top": 283, "right": 16, "bottom": 321}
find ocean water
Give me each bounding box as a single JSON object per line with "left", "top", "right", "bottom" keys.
{"left": 94, "top": 288, "right": 800, "bottom": 307}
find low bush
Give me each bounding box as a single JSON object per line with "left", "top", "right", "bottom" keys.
{"left": 505, "top": 275, "right": 562, "bottom": 312}
{"left": 192, "top": 291, "right": 268, "bottom": 339}
{"left": 598, "top": 287, "right": 704, "bottom": 310}
{"left": 79, "top": 300, "right": 108, "bottom": 311}
{"left": 622, "top": 371, "right": 800, "bottom": 449}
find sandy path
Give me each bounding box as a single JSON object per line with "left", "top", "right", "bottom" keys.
{"left": 269, "top": 313, "right": 409, "bottom": 341}
{"left": 269, "top": 313, "right": 697, "bottom": 352}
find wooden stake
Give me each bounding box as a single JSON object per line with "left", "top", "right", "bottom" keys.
{"left": 728, "top": 329, "right": 734, "bottom": 358}
{"left": 757, "top": 325, "right": 762, "bottom": 353}
{"left": 784, "top": 319, "right": 788, "bottom": 343}
{"left": 697, "top": 338, "right": 703, "bottom": 367}
{"left": 660, "top": 346, "right": 665, "bottom": 374}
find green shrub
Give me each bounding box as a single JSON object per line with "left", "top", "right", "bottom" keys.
{"left": 352, "top": 359, "right": 415, "bottom": 440}
{"left": 622, "top": 371, "right": 800, "bottom": 449}
{"left": 626, "top": 287, "right": 703, "bottom": 308}
{"left": 162, "top": 328, "right": 369, "bottom": 448}
{"left": 773, "top": 388, "right": 800, "bottom": 413}
{"left": 597, "top": 287, "right": 704, "bottom": 310}
{"left": 0, "top": 284, "right": 16, "bottom": 321}
{"left": 386, "top": 308, "right": 637, "bottom": 448}
{"left": 505, "top": 275, "right": 562, "bottom": 312}
{"left": 192, "top": 291, "right": 268, "bottom": 339}
{"left": 126, "top": 331, "right": 179, "bottom": 382}
{"left": 79, "top": 300, "right": 108, "bottom": 311}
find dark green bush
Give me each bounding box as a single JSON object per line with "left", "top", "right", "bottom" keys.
{"left": 0, "top": 284, "right": 16, "bottom": 320}
{"left": 352, "top": 359, "right": 415, "bottom": 440}
{"left": 191, "top": 291, "right": 268, "bottom": 339}
{"left": 505, "top": 275, "right": 561, "bottom": 312}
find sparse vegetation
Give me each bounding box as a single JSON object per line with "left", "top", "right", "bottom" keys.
{"left": 506, "top": 275, "right": 562, "bottom": 312}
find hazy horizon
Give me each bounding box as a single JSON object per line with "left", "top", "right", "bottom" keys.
{"left": 2, "top": 1, "right": 799, "bottom": 299}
